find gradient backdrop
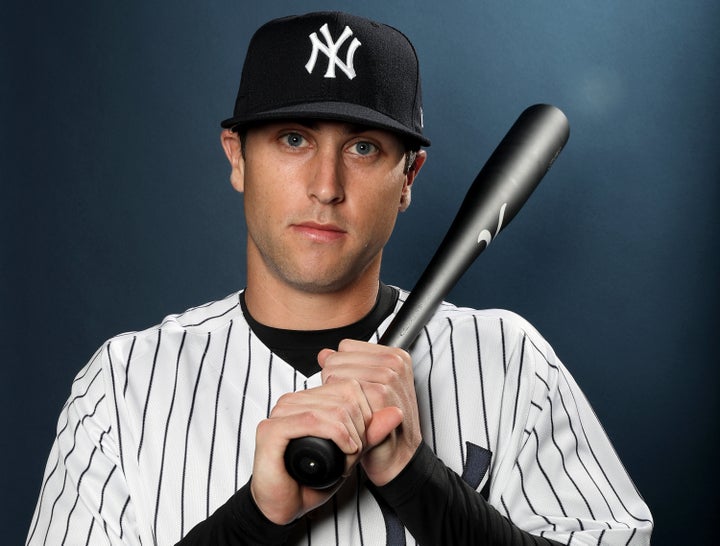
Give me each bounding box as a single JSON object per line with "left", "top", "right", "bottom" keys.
{"left": 3, "top": 2, "right": 718, "bottom": 544}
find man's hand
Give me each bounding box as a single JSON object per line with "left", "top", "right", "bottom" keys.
{"left": 251, "top": 339, "right": 421, "bottom": 525}
{"left": 251, "top": 376, "right": 375, "bottom": 525}
{"left": 318, "top": 339, "right": 422, "bottom": 486}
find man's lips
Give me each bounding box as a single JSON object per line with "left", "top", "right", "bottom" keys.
{"left": 291, "top": 221, "right": 347, "bottom": 242}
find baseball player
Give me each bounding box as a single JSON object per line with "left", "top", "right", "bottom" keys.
{"left": 27, "top": 11, "right": 653, "bottom": 545}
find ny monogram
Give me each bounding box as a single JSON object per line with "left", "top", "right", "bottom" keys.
{"left": 305, "top": 23, "right": 362, "bottom": 79}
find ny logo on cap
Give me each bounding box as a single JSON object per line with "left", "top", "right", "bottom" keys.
{"left": 305, "top": 23, "right": 362, "bottom": 80}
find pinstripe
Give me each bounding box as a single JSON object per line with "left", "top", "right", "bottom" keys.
{"left": 181, "top": 332, "right": 212, "bottom": 535}
{"left": 175, "top": 301, "right": 238, "bottom": 328}
{"left": 531, "top": 429, "right": 567, "bottom": 516}
{"left": 355, "top": 473, "right": 365, "bottom": 546}
{"left": 535, "top": 371, "right": 551, "bottom": 391}
{"left": 499, "top": 317, "right": 507, "bottom": 375}
{"left": 422, "top": 326, "right": 437, "bottom": 453}
{"left": 332, "top": 496, "right": 340, "bottom": 544}
{"left": 500, "top": 495, "right": 512, "bottom": 520}
{"left": 180, "top": 332, "right": 211, "bottom": 536}
{"left": 106, "top": 341, "right": 127, "bottom": 539}
{"left": 122, "top": 336, "right": 137, "bottom": 397}
{"left": 472, "top": 316, "right": 491, "bottom": 451}
{"left": 207, "top": 320, "right": 233, "bottom": 516}
{"left": 137, "top": 329, "right": 162, "bottom": 460}
{"left": 511, "top": 335, "right": 527, "bottom": 430}
{"left": 42, "top": 471, "right": 68, "bottom": 545}
{"left": 266, "top": 352, "right": 274, "bottom": 417}
{"left": 546, "top": 394, "right": 596, "bottom": 518}
{"left": 98, "top": 465, "right": 117, "bottom": 535}
{"left": 234, "top": 326, "right": 253, "bottom": 490}
{"left": 514, "top": 461, "right": 557, "bottom": 531}
{"left": 83, "top": 517, "right": 94, "bottom": 546}
{"left": 446, "top": 318, "right": 466, "bottom": 467}
{"left": 118, "top": 495, "right": 130, "bottom": 539}
{"left": 556, "top": 384, "right": 626, "bottom": 529}
{"left": 61, "top": 445, "right": 98, "bottom": 545}
{"left": 153, "top": 331, "right": 187, "bottom": 531}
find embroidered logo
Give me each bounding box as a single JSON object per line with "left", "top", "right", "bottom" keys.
{"left": 305, "top": 23, "right": 362, "bottom": 79}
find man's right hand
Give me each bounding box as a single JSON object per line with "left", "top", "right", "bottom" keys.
{"left": 250, "top": 379, "right": 373, "bottom": 525}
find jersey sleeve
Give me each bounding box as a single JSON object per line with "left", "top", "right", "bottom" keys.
{"left": 494, "top": 315, "right": 654, "bottom": 544}
{"left": 26, "top": 345, "right": 143, "bottom": 546}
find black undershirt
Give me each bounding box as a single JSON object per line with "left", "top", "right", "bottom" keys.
{"left": 239, "top": 282, "right": 398, "bottom": 376}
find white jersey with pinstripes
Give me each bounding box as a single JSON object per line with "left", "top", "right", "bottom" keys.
{"left": 27, "top": 289, "right": 653, "bottom": 545}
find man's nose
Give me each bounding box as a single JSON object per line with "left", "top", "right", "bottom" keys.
{"left": 307, "top": 149, "right": 345, "bottom": 205}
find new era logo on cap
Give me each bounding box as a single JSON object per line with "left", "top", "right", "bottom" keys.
{"left": 221, "top": 11, "right": 430, "bottom": 147}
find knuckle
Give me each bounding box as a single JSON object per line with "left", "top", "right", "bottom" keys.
{"left": 276, "top": 391, "right": 295, "bottom": 406}
{"left": 255, "top": 418, "right": 274, "bottom": 437}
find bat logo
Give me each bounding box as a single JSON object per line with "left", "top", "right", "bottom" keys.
{"left": 477, "top": 203, "right": 507, "bottom": 247}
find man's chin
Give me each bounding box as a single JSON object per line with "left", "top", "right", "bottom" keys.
{"left": 286, "top": 276, "right": 355, "bottom": 295}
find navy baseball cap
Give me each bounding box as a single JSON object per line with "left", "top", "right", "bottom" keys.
{"left": 221, "top": 11, "right": 430, "bottom": 147}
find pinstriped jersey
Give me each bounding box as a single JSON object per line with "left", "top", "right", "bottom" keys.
{"left": 27, "top": 289, "right": 653, "bottom": 545}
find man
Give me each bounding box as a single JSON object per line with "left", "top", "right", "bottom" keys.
{"left": 27, "top": 11, "right": 653, "bottom": 545}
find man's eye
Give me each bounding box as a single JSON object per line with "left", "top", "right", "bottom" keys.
{"left": 351, "top": 141, "right": 378, "bottom": 156}
{"left": 283, "top": 133, "right": 306, "bottom": 147}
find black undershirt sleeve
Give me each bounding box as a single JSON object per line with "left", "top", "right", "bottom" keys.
{"left": 176, "top": 479, "right": 297, "bottom": 545}
{"left": 374, "top": 442, "right": 564, "bottom": 546}
{"left": 176, "top": 446, "right": 565, "bottom": 545}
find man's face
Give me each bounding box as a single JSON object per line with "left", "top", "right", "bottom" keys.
{"left": 226, "top": 120, "right": 423, "bottom": 295}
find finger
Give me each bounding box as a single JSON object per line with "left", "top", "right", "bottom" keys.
{"left": 324, "top": 340, "right": 411, "bottom": 369}
{"left": 317, "top": 347, "right": 335, "bottom": 368}
{"left": 270, "top": 383, "right": 373, "bottom": 452}
{"left": 365, "top": 406, "right": 404, "bottom": 447}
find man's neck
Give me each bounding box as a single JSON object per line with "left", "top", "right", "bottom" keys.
{"left": 244, "top": 274, "right": 381, "bottom": 331}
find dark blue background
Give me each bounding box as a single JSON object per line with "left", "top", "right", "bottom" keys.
{"left": 3, "top": 2, "right": 718, "bottom": 544}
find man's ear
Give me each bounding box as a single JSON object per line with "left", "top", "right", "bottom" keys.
{"left": 220, "top": 129, "right": 245, "bottom": 193}
{"left": 399, "top": 150, "right": 427, "bottom": 212}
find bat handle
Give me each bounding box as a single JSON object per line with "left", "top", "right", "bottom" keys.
{"left": 284, "top": 436, "right": 345, "bottom": 488}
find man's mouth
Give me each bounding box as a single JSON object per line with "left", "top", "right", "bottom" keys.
{"left": 292, "top": 221, "right": 347, "bottom": 242}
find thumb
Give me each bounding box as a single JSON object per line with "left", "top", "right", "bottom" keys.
{"left": 317, "top": 348, "right": 335, "bottom": 368}
{"left": 365, "top": 407, "right": 403, "bottom": 447}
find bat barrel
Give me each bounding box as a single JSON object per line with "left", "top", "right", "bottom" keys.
{"left": 380, "top": 104, "right": 568, "bottom": 350}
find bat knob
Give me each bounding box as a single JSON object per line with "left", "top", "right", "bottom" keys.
{"left": 284, "top": 437, "right": 345, "bottom": 489}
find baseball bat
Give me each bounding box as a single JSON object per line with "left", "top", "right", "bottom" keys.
{"left": 284, "top": 103, "right": 570, "bottom": 488}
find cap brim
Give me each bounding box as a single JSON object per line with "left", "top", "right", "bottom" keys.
{"left": 221, "top": 101, "right": 430, "bottom": 147}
